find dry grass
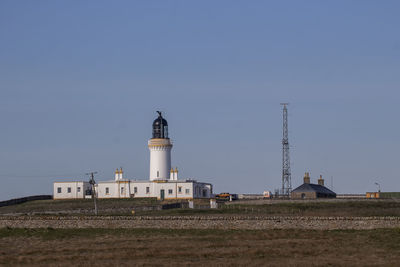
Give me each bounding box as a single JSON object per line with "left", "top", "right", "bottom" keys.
{"left": 221, "top": 199, "right": 400, "bottom": 217}
{"left": 1, "top": 228, "right": 400, "bottom": 266}
{"left": 2, "top": 198, "right": 400, "bottom": 217}
{"left": 0, "top": 198, "right": 159, "bottom": 215}
{"left": 138, "top": 199, "right": 400, "bottom": 217}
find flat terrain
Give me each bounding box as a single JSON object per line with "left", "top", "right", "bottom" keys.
{"left": 0, "top": 198, "right": 159, "bottom": 216}
{"left": 2, "top": 199, "right": 400, "bottom": 265}
{"left": 2, "top": 198, "right": 400, "bottom": 217}
{"left": 1, "top": 228, "right": 400, "bottom": 266}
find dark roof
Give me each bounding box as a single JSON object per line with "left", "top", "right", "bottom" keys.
{"left": 292, "top": 183, "right": 336, "bottom": 195}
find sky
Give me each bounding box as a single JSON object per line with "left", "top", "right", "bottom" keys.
{"left": 0, "top": 0, "right": 399, "bottom": 200}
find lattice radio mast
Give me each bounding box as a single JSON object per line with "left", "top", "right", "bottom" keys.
{"left": 281, "top": 103, "right": 291, "bottom": 197}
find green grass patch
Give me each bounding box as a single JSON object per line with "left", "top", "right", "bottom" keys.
{"left": 2, "top": 198, "right": 400, "bottom": 217}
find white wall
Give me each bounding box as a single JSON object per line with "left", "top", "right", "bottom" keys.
{"left": 129, "top": 181, "right": 208, "bottom": 200}
{"left": 148, "top": 139, "right": 172, "bottom": 181}
{"left": 97, "top": 182, "right": 117, "bottom": 198}
{"left": 53, "top": 182, "right": 90, "bottom": 199}
{"left": 193, "top": 183, "right": 213, "bottom": 198}
{"left": 129, "top": 182, "right": 152, "bottom": 198}
{"left": 173, "top": 183, "right": 193, "bottom": 199}
{"left": 140, "top": 182, "right": 192, "bottom": 200}
{"left": 54, "top": 180, "right": 212, "bottom": 200}
{"left": 156, "top": 182, "right": 178, "bottom": 199}
{"left": 97, "top": 181, "right": 131, "bottom": 198}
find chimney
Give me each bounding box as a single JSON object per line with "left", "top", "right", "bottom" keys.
{"left": 119, "top": 168, "right": 123, "bottom": 180}
{"left": 318, "top": 175, "right": 324, "bottom": 186}
{"left": 115, "top": 168, "right": 120, "bottom": 181}
{"left": 304, "top": 172, "right": 310, "bottom": 184}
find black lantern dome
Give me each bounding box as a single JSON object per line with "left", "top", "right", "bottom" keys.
{"left": 152, "top": 111, "right": 169, "bottom": 139}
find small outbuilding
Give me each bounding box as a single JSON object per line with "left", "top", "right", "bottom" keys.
{"left": 53, "top": 181, "right": 91, "bottom": 199}
{"left": 291, "top": 173, "right": 336, "bottom": 199}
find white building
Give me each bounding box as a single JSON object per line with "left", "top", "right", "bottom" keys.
{"left": 54, "top": 111, "right": 213, "bottom": 200}
{"left": 53, "top": 181, "right": 91, "bottom": 199}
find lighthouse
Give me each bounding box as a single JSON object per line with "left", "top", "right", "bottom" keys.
{"left": 54, "top": 110, "right": 213, "bottom": 200}
{"left": 148, "top": 111, "right": 173, "bottom": 181}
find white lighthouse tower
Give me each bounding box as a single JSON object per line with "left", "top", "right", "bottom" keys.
{"left": 148, "top": 111, "right": 172, "bottom": 181}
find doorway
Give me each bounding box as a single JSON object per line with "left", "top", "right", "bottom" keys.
{"left": 160, "top": 189, "right": 165, "bottom": 201}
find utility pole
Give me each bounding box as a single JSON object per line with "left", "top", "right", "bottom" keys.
{"left": 375, "top": 182, "right": 381, "bottom": 192}
{"left": 86, "top": 171, "right": 98, "bottom": 215}
{"left": 280, "top": 103, "right": 292, "bottom": 197}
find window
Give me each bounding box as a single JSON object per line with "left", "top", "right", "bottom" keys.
{"left": 57, "top": 187, "right": 61, "bottom": 194}
{"left": 121, "top": 187, "right": 124, "bottom": 194}
{"left": 67, "top": 187, "right": 71, "bottom": 193}
{"left": 203, "top": 189, "right": 207, "bottom": 197}
{"left": 157, "top": 171, "right": 159, "bottom": 178}
{"left": 85, "top": 189, "right": 91, "bottom": 195}
{"left": 106, "top": 187, "right": 110, "bottom": 194}
{"left": 77, "top": 187, "right": 81, "bottom": 192}
{"left": 178, "top": 186, "right": 182, "bottom": 193}
{"left": 134, "top": 187, "right": 137, "bottom": 193}
{"left": 185, "top": 189, "right": 190, "bottom": 194}
{"left": 146, "top": 187, "right": 150, "bottom": 194}
{"left": 168, "top": 189, "right": 173, "bottom": 195}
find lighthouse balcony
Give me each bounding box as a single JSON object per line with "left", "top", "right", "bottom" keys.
{"left": 148, "top": 138, "right": 173, "bottom": 148}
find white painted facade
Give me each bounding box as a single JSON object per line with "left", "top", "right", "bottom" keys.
{"left": 53, "top": 177, "right": 212, "bottom": 200}
{"left": 53, "top": 181, "right": 91, "bottom": 199}
{"left": 97, "top": 180, "right": 131, "bottom": 198}
{"left": 96, "top": 180, "right": 212, "bottom": 200}
{"left": 148, "top": 138, "right": 172, "bottom": 181}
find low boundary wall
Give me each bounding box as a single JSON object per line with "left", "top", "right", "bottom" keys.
{"left": 1, "top": 216, "right": 400, "bottom": 230}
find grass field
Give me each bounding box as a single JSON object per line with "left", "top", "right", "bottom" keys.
{"left": 2, "top": 199, "right": 400, "bottom": 265}
{"left": 0, "top": 198, "right": 159, "bottom": 215}
{"left": 2, "top": 198, "right": 400, "bottom": 217}
{"left": 1, "top": 227, "right": 400, "bottom": 265}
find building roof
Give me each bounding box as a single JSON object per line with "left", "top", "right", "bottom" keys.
{"left": 96, "top": 179, "right": 211, "bottom": 185}
{"left": 292, "top": 183, "right": 336, "bottom": 195}
{"left": 53, "top": 181, "right": 89, "bottom": 184}
{"left": 97, "top": 179, "right": 131, "bottom": 184}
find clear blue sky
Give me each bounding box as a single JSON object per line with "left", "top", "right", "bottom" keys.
{"left": 0, "top": 1, "right": 399, "bottom": 200}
